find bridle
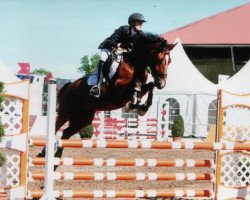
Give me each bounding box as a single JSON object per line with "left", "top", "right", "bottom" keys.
{"left": 151, "top": 50, "right": 171, "bottom": 80}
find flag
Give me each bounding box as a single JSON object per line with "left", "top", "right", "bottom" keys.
{"left": 46, "top": 72, "right": 53, "bottom": 79}
{"left": 44, "top": 72, "right": 54, "bottom": 84}
{"left": 17, "top": 63, "right": 30, "bottom": 75}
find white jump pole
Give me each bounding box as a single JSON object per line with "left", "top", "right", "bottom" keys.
{"left": 40, "top": 81, "right": 57, "bottom": 200}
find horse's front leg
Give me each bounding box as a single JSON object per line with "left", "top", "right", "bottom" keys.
{"left": 124, "top": 80, "right": 142, "bottom": 112}
{"left": 132, "top": 80, "right": 142, "bottom": 105}
{"left": 137, "top": 82, "right": 155, "bottom": 116}
{"left": 124, "top": 82, "right": 154, "bottom": 115}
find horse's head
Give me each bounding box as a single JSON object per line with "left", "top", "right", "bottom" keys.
{"left": 149, "top": 38, "right": 176, "bottom": 89}
{"left": 133, "top": 33, "right": 176, "bottom": 89}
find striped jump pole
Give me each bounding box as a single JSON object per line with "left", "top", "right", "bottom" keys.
{"left": 0, "top": 193, "right": 7, "bottom": 198}
{"left": 30, "top": 139, "right": 250, "bottom": 150}
{"left": 27, "top": 189, "right": 213, "bottom": 199}
{"left": 103, "top": 135, "right": 157, "bottom": 139}
{"left": 29, "top": 157, "right": 213, "bottom": 167}
{"left": 28, "top": 172, "right": 214, "bottom": 181}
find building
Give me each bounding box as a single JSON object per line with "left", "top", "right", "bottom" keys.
{"left": 162, "top": 2, "right": 250, "bottom": 83}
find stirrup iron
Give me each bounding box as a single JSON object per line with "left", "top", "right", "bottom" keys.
{"left": 90, "top": 85, "right": 101, "bottom": 98}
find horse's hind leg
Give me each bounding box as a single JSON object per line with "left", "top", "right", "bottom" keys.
{"left": 37, "top": 113, "right": 68, "bottom": 157}
{"left": 54, "top": 110, "right": 95, "bottom": 158}
{"left": 56, "top": 113, "right": 69, "bottom": 133}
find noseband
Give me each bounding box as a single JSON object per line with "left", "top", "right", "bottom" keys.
{"left": 155, "top": 73, "right": 168, "bottom": 79}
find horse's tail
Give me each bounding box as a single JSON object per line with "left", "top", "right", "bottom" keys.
{"left": 58, "top": 82, "right": 71, "bottom": 101}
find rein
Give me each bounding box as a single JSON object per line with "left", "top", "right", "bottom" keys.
{"left": 155, "top": 73, "right": 168, "bottom": 79}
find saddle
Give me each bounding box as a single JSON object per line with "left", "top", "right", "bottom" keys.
{"left": 87, "top": 48, "right": 127, "bottom": 86}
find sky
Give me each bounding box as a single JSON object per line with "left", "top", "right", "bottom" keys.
{"left": 0, "top": 0, "right": 249, "bottom": 79}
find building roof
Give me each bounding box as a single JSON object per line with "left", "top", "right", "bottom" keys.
{"left": 161, "top": 3, "right": 250, "bottom": 45}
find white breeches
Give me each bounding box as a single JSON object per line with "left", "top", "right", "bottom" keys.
{"left": 100, "top": 48, "right": 110, "bottom": 61}
{"left": 100, "top": 48, "right": 123, "bottom": 79}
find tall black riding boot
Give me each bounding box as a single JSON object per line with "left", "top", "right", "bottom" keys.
{"left": 90, "top": 60, "right": 105, "bottom": 98}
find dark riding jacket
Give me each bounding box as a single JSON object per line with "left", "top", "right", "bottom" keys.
{"left": 99, "top": 25, "right": 144, "bottom": 50}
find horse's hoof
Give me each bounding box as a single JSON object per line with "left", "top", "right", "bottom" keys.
{"left": 137, "top": 107, "right": 147, "bottom": 116}
{"left": 36, "top": 152, "right": 45, "bottom": 157}
{"left": 54, "top": 165, "right": 59, "bottom": 171}
{"left": 137, "top": 108, "right": 146, "bottom": 116}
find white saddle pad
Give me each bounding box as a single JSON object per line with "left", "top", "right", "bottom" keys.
{"left": 87, "top": 70, "right": 98, "bottom": 86}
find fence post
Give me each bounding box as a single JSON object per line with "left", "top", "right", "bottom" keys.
{"left": 40, "top": 81, "right": 57, "bottom": 200}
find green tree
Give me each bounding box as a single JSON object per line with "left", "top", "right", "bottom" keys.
{"left": 78, "top": 54, "right": 100, "bottom": 76}
{"left": 0, "top": 82, "right": 6, "bottom": 167}
{"left": 31, "top": 68, "right": 50, "bottom": 76}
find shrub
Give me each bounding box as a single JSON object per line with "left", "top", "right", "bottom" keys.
{"left": 0, "top": 150, "right": 6, "bottom": 167}
{"left": 0, "top": 82, "right": 4, "bottom": 106}
{"left": 0, "top": 122, "right": 4, "bottom": 142}
{"left": 79, "top": 124, "right": 94, "bottom": 139}
{"left": 171, "top": 115, "right": 184, "bottom": 137}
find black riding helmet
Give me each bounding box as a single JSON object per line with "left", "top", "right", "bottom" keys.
{"left": 128, "top": 13, "right": 147, "bottom": 26}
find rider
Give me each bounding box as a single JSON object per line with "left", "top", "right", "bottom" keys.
{"left": 89, "top": 13, "right": 146, "bottom": 98}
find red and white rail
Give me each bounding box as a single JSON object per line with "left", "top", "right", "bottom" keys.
{"left": 30, "top": 138, "right": 250, "bottom": 150}
{"left": 27, "top": 189, "right": 213, "bottom": 199}
{"left": 28, "top": 172, "right": 214, "bottom": 181}
{"left": 29, "top": 157, "right": 213, "bottom": 167}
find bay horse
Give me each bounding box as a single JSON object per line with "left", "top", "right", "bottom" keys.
{"left": 38, "top": 33, "right": 176, "bottom": 158}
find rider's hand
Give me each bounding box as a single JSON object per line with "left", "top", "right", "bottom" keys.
{"left": 120, "top": 43, "right": 133, "bottom": 50}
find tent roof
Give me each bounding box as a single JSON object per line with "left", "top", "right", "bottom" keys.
{"left": 219, "top": 59, "right": 250, "bottom": 94}
{"left": 0, "top": 60, "right": 20, "bottom": 83}
{"left": 161, "top": 3, "right": 250, "bottom": 45}
{"left": 154, "top": 39, "right": 217, "bottom": 95}
{"left": 0, "top": 59, "right": 29, "bottom": 99}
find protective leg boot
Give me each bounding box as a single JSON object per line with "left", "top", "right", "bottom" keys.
{"left": 132, "top": 82, "right": 142, "bottom": 105}
{"left": 90, "top": 60, "right": 105, "bottom": 98}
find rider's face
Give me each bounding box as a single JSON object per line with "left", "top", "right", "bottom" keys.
{"left": 134, "top": 21, "right": 144, "bottom": 31}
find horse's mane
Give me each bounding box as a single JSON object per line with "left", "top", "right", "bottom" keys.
{"left": 133, "top": 32, "right": 167, "bottom": 53}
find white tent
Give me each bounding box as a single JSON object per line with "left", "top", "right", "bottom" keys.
{"left": 219, "top": 59, "right": 250, "bottom": 94}
{"left": 155, "top": 39, "right": 217, "bottom": 95}
{"left": 0, "top": 60, "right": 29, "bottom": 100}
{"left": 0, "top": 60, "right": 20, "bottom": 83}
{"left": 0, "top": 60, "right": 45, "bottom": 117}
{"left": 153, "top": 39, "right": 218, "bottom": 137}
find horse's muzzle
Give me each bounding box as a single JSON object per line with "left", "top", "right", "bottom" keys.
{"left": 155, "top": 79, "right": 166, "bottom": 89}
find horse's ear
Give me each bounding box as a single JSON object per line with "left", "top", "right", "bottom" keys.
{"left": 167, "top": 42, "right": 178, "bottom": 51}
